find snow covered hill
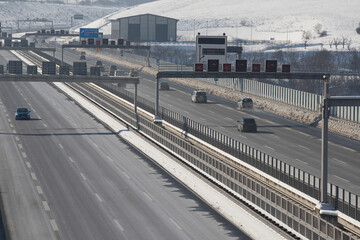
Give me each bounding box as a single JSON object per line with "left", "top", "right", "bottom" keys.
{"left": 89, "top": 0, "right": 360, "bottom": 51}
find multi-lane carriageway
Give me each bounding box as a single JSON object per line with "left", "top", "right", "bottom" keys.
{"left": 0, "top": 50, "right": 292, "bottom": 239}
{"left": 47, "top": 42, "right": 360, "bottom": 195}
{"left": 0, "top": 42, "right": 359, "bottom": 239}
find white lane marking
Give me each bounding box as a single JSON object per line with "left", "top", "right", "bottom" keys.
{"left": 17, "top": 143, "right": 23, "bottom": 149}
{"left": 107, "top": 156, "right": 114, "bottom": 162}
{"left": 26, "top": 162, "right": 32, "bottom": 168}
{"left": 9, "top": 123, "right": 14, "bottom": 128}
{"left": 199, "top": 118, "right": 206, "bottom": 122}
{"left": 5, "top": 114, "right": 9, "bottom": 117}
{"left": 31, "top": 172, "right": 37, "bottom": 180}
{"left": 184, "top": 111, "right": 190, "bottom": 114}
{"left": 80, "top": 173, "right": 86, "bottom": 181}
{"left": 340, "top": 146, "right": 357, "bottom": 153}
{"left": 50, "top": 219, "right": 59, "bottom": 231}
{"left": 68, "top": 157, "right": 74, "bottom": 163}
{"left": 332, "top": 158, "right": 347, "bottom": 165}
{"left": 295, "top": 158, "right": 309, "bottom": 165}
{"left": 169, "top": 218, "right": 182, "bottom": 230}
{"left": 21, "top": 152, "right": 27, "bottom": 158}
{"left": 225, "top": 117, "right": 232, "bottom": 121}
{"left": 7, "top": 118, "right": 11, "bottom": 122}
{"left": 168, "top": 104, "right": 174, "bottom": 107}
{"left": 15, "top": 136, "right": 20, "bottom": 142}
{"left": 36, "top": 186, "right": 43, "bottom": 194}
{"left": 113, "top": 219, "right": 124, "bottom": 232}
{"left": 272, "top": 135, "right": 280, "bottom": 139}
{"left": 238, "top": 134, "right": 247, "bottom": 139}
{"left": 333, "top": 175, "right": 350, "bottom": 183}
{"left": 143, "top": 192, "right": 152, "bottom": 201}
{"left": 122, "top": 171, "right": 131, "bottom": 180}
{"left": 58, "top": 144, "right": 64, "bottom": 149}
{"left": 264, "top": 145, "right": 275, "bottom": 151}
{"left": 208, "top": 110, "right": 215, "bottom": 114}
{"left": 297, "top": 145, "right": 311, "bottom": 151}
{"left": 42, "top": 201, "right": 50, "bottom": 211}
{"left": 220, "top": 126, "right": 225, "bottom": 130}
{"left": 95, "top": 193, "right": 103, "bottom": 202}
{"left": 43, "top": 123, "right": 48, "bottom": 128}
{"left": 12, "top": 129, "right": 16, "bottom": 134}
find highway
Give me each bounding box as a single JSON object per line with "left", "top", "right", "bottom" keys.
{"left": 0, "top": 52, "right": 251, "bottom": 239}
{"left": 44, "top": 42, "right": 360, "bottom": 195}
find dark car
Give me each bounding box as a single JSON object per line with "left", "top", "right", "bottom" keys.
{"left": 237, "top": 98, "right": 253, "bottom": 109}
{"left": 237, "top": 118, "right": 257, "bottom": 132}
{"left": 15, "top": 107, "right": 31, "bottom": 120}
{"left": 159, "top": 82, "right": 170, "bottom": 90}
{"left": 191, "top": 90, "right": 207, "bottom": 103}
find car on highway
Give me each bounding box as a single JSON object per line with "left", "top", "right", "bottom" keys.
{"left": 159, "top": 82, "right": 170, "bottom": 90}
{"left": 15, "top": 107, "right": 31, "bottom": 120}
{"left": 237, "top": 97, "right": 253, "bottom": 109}
{"left": 191, "top": 90, "right": 207, "bottom": 103}
{"left": 96, "top": 60, "right": 105, "bottom": 72}
{"left": 237, "top": 118, "right": 257, "bottom": 132}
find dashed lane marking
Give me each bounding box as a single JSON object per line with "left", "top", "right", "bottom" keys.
{"left": 9, "top": 124, "right": 14, "bottom": 128}
{"left": 143, "top": 192, "right": 152, "bottom": 201}
{"left": 333, "top": 175, "right": 350, "bottom": 183}
{"left": 225, "top": 117, "right": 232, "bottom": 121}
{"left": 113, "top": 219, "right": 124, "bottom": 232}
{"left": 295, "top": 158, "right": 309, "bottom": 165}
{"left": 264, "top": 145, "right": 275, "bottom": 151}
{"left": 184, "top": 111, "right": 190, "bottom": 114}
{"left": 169, "top": 218, "right": 182, "bottom": 230}
{"left": 50, "top": 219, "right": 59, "bottom": 231}
{"left": 17, "top": 143, "right": 23, "bottom": 149}
{"left": 36, "top": 186, "right": 43, "bottom": 194}
{"left": 12, "top": 129, "right": 16, "bottom": 134}
{"left": 332, "top": 158, "right": 347, "bottom": 165}
{"left": 68, "top": 157, "right": 74, "bottom": 163}
{"left": 107, "top": 156, "right": 114, "bottom": 162}
{"left": 15, "top": 136, "right": 20, "bottom": 142}
{"left": 80, "top": 173, "right": 86, "bottom": 181}
{"left": 43, "top": 123, "right": 48, "bottom": 128}
{"left": 208, "top": 110, "right": 215, "bottom": 114}
{"left": 238, "top": 135, "right": 247, "bottom": 139}
{"left": 7, "top": 118, "right": 11, "bottom": 123}
{"left": 95, "top": 193, "right": 103, "bottom": 202}
{"left": 272, "top": 135, "right": 280, "bottom": 139}
{"left": 42, "top": 201, "right": 50, "bottom": 211}
{"left": 25, "top": 162, "right": 31, "bottom": 168}
{"left": 58, "top": 144, "right": 64, "bottom": 149}
{"left": 122, "top": 171, "right": 131, "bottom": 180}
{"left": 21, "top": 152, "right": 27, "bottom": 158}
{"left": 31, "top": 172, "right": 37, "bottom": 180}
{"left": 297, "top": 145, "right": 311, "bottom": 151}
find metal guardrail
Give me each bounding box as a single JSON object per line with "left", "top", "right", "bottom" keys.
{"left": 66, "top": 82, "right": 359, "bottom": 240}
{"left": 97, "top": 82, "right": 360, "bottom": 224}
{"left": 35, "top": 49, "right": 360, "bottom": 223}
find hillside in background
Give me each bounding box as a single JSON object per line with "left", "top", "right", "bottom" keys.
{"left": 87, "top": 0, "right": 360, "bottom": 52}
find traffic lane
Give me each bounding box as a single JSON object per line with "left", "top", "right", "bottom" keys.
{"left": 50, "top": 45, "right": 360, "bottom": 193}
{"left": 0, "top": 83, "right": 58, "bottom": 240}
{"left": 132, "top": 80, "right": 360, "bottom": 193}
{"left": 5, "top": 81, "right": 250, "bottom": 239}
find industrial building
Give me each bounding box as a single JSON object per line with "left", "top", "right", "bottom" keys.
{"left": 110, "top": 14, "right": 178, "bottom": 42}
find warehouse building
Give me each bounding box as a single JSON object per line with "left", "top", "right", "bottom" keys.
{"left": 110, "top": 14, "right": 178, "bottom": 42}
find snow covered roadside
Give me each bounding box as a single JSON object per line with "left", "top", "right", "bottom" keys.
{"left": 82, "top": 49, "right": 360, "bottom": 141}
{"left": 53, "top": 81, "right": 289, "bottom": 239}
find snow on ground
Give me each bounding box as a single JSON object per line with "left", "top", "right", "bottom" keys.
{"left": 89, "top": 0, "right": 360, "bottom": 51}
{"left": 0, "top": 2, "right": 118, "bottom": 32}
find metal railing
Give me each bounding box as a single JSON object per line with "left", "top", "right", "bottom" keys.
{"left": 97, "top": 82, "right": 360, "bottom": 223}
{"left": 67, "top": 82, "right": 358, "bottom": 240}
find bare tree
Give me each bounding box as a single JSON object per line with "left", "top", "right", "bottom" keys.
{"left": 333, "top": 37, "right": 341, "bottom": 50}
{"left": 314, "top": 23, "right": 322, "bottom": 35}
{"left": 302, "top": 31, "right": 312, "bottom": 49}
{"left": 341, "top": 36, "right": 348, "bottom": 49}
{"left": 328, "top": 39, "right": 333, "bottom": 48}
{"left": 346, "top": 38, "right": 352, "bottom": 51}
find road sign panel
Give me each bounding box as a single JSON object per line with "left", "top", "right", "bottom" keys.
{"left": 80, "top": 28, "right": 99, "bottom": 38}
